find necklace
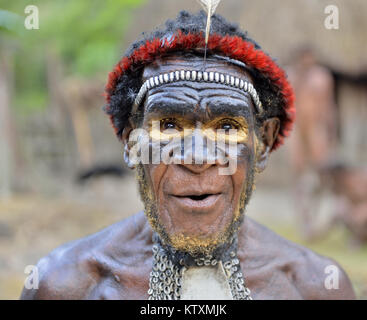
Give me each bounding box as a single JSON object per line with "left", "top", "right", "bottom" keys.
{"left": 147, "top": 233, "right": 252, "bottom": 300}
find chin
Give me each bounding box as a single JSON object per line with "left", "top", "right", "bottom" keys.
{"left": 148, "top": 198, "right": 247, "bottom": 257}
{"left": 166, "top": 225, "right": 234, "bottom": 256}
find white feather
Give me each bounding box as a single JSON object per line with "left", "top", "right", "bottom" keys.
{"left": 196, "top": 0, "right": 222, "bottom": 44}
{"left": 197, "top": 0, "right": 221, "bottom": 15}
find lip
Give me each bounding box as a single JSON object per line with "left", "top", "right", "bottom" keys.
{"left": 169, "top": 193, "right": 222, "bottom": 212}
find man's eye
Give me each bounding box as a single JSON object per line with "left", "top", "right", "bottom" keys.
{"left": 219, "top": 121, "right": 239, "bottom": 132}
{"left": 161, "top": 119, "right": 177, "bottom": 130}
{"left": 221, "top": 123, "right": 233, "bottom": 131}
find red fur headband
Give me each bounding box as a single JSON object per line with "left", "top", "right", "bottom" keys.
{"left": 105, "top": 31, "right": 295, "bottom": 151}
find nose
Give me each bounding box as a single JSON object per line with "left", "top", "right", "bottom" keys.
{"left": 170, "top": 129, "right": 218, "bottom": 174}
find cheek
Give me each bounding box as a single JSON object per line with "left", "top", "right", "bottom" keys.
{"left": 231, "top": 159, "right": 248, "bottom": 200}
{"left": 230, "top": 144, "right": 254, "bottom": 201}
{"left": 144, "top": 163, "right": 167, "bottom": 198}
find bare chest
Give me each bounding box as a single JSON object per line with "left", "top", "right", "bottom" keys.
{"left": 83, "top": 258, "right": 302, "bottom": 300}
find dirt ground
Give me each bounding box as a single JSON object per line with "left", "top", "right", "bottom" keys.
{"left": 0, "top": 174, "right": 366, "bottom": 299}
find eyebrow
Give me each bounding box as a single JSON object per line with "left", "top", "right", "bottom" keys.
{"left": 204, "top": 98, "right": 252, "bottom": 119}
{"left": 144, "top": 100, "right": 252, "bottom": 124}
{"left": 145, "top": 98, "right": 194, "bottom": 117}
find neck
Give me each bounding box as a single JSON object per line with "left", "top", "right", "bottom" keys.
{"left": 153, "top": 232, "right": 239, "bottom": 268}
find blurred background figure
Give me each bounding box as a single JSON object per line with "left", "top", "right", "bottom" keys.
{"left": 319, "top": 163, "right": 367, "bottom": 246}
{"left": 287, "top": 47, "right": 367, "bottom": 245}
{"left": 288, "top": 47, "right": 338, "bottom": 175}
{"left": 287, "top": 47, "right": 338, "bottom": 240}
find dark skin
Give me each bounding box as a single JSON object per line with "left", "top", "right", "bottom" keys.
{"left": 136, "top": 56, "right": 261, "bottom": 252}
{"left": 20, "top": 56, "right": 356, "bottom": 300}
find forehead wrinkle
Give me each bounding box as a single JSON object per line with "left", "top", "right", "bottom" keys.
{"left": 146, "top": 82, "right": 251, "bottom": 105}
{"left": 145, "top": 99, "right": 199, "bottom": 120}
{"left": 145, "top": 98, "right": 193, "bottom": 118}
{"left": 202, "top": 101, "right": 252, "bottom": 120}
{"left": 200, "top": 94, "right": 252, "bottom": 117}
{"left": 143, "top": 83, "right": 254, "bottom": 122}
{"left": 149, "top": 83, "right": 200, "bottom": 101}
{"left": 198, "top": 86, "right": 254, "bottom": 120}
{"left": 197, "top": 88, "right": 252, "bottom": 104}
{"left": 145, "top": 86, "right": 199, "bottom": 116}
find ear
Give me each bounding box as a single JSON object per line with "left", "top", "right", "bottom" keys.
{"left": 122, "top": 120, "right": 136, "bottom": 169}
{"left": 255, "top": 117, "right": 280, "bottom": 173}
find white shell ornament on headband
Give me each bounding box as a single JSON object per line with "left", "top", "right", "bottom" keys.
{"left": 132, "top": 70, "right": 263, "bottom": 115}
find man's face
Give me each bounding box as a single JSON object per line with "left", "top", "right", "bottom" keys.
{"left": 129, "top": 55, "right": 264, "bottom": 255}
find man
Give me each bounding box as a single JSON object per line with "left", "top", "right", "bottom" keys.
{"left": 288, "top": 47, "right": 337, "bottom": 174}
{"left": 287, "top": 48, "right": 339, "bottom": 240}
{"left": 20, "top": 11, "right": 355, "bottom": 300}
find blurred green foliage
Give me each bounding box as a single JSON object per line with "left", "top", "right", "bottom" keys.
{"left": 0, "top": 0, "right": 145, "bottom": 113}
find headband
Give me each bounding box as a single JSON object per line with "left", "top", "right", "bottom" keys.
{"left": 132, "top": 69, "right": 263, "bottom": 114}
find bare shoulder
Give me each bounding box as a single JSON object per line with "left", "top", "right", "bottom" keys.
{"left": 20, "top": 212, "right": 151, "bottom": 300}
{"left": 243, "top": 218, "right": 356, "bottom": 300}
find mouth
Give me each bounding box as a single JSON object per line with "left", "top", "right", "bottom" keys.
{"left": 184, "top": 194, "right": 215, "bottom": 201}
{"left": 169, "top": 193, "right": 222, "bottom": 211}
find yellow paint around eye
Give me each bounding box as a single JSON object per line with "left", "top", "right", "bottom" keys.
{"left": 149, "top": 117, "right": 194, "bottom": 141}
{"left": 148, "top": 117, "right": 249, "bottom": 144}
{"left": 203, "top": 117, "right": 249, "bottom": 144}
